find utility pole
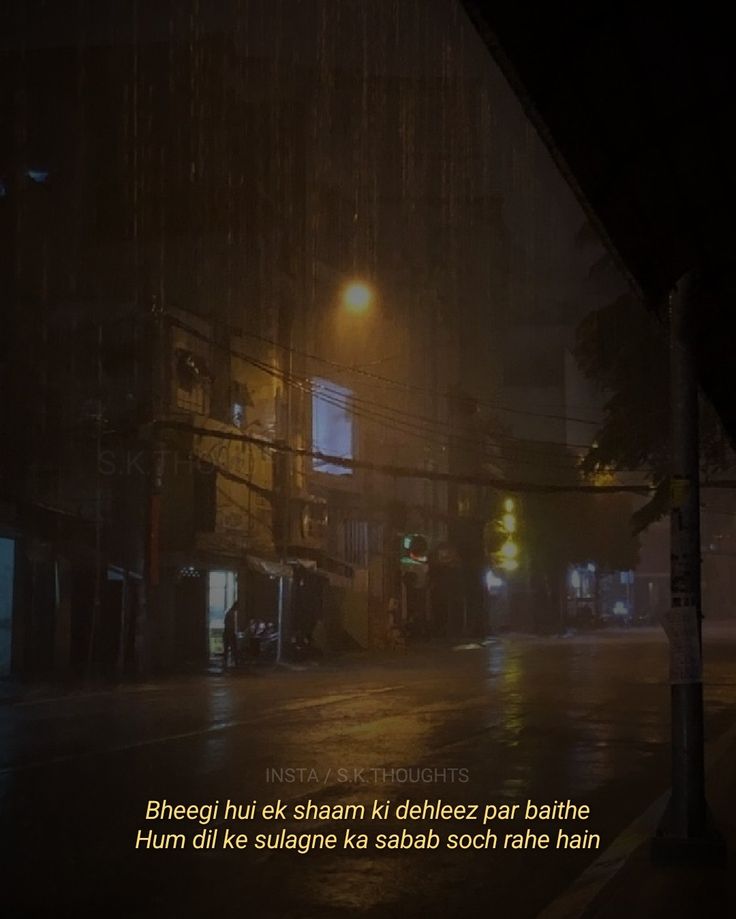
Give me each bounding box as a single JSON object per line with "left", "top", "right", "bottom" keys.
{"left": 145, "top": 298, "right": 166, "bottom": 674}
{"left": 87, "top": 323, "right": 104, "bottom": 676}
{"left": 276, "top": 301, "right": 295, "bottom": 665}
{"left": 652, "top": 270, "right": 724, "bottom": 863}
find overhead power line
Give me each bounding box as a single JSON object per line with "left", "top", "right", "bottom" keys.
{"left": 166, "top": 313, "right": 601, "bottom": 429}
{"left": 156, "top": 419, "right": 654, "bottom": 495}
{"left": 238, "top": 349, "right": 591, "bottom": 472}
{"left": 235, "top": 326, "right": 603, "bottom": 427}
{"left": 166, "top": 313, "right": 600, "bottom": 470}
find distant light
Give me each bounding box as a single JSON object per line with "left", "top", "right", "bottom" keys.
{"left": 500, "top": 558, "right": 519, "bottom": 572}
{"left": 342, "top": 281, "right": 373, "bottom": 314}
{"left": 485, "top": 569, "right": 504, "bottom": 590}
{"left": 27, "top": 169, "right": 49, "bottom": 184}
{"left": 502, "top": 513, "right": 516, "bottom": 534}
{"left": 587, "top": 562, "right": 596, "bottom": 573}
{"left": 503, "top": 497, "right": 514, "bottom": 513}
{"left": 500, "top": 540, "right": 518, "bottom": 560}
{"left": 570, "top": 569, "right": 581, "bottom": 589}
{"left": 178, "top": 566, "right": 201, "bottom": 578}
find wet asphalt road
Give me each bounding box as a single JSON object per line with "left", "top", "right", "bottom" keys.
{"left": 3, "top": 625, "right": 736, "bottom": 918}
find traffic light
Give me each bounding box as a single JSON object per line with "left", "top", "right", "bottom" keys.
{"left": 402, "top": 533, "right": 428, "bottom": 563}
{"left": 495, "top": 498, "right": 520, "bottom": 572}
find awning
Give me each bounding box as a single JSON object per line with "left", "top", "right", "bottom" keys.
{"left": 246, "top": 555, "right": 292, "bottom": 579}
{"left": 289, "top": 557, "right": 317, "bottom": 570}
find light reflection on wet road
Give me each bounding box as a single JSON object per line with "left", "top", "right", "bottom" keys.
{"left": 2, "top": 625, "right": 736, "bottom": 917}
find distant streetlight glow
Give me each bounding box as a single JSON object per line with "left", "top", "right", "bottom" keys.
{"left": 492, "top": 497, "right": 521, "bottom": 573}
{"left": 342, "top": 281, "right": 373, "bottom": 314}
{"left": 485, "top": 569, "right": 504, "bottom": 590}
{"left": 502, "top": 513, "right": 516, "bottom": 534}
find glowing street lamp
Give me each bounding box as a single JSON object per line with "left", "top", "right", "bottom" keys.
{"left": 495, "top": 497, "right": 521, "bottom": 572}
{"left": 341, "top": 281, "right": 373, "bottom": 315}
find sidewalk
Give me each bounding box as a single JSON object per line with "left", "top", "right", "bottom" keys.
{"left": 541, "top": 722, "right": 736, "bottom": 919}
{"left": 0, "top": 675, "right": 173, "bottom": 706}
{"left": 0, "top": 679, "right": 65, "bottom": 705}
{"left": 583, "top": 762, "right": 734, "bottom": 918}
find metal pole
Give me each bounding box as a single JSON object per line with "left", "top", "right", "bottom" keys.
{"left": 276, "top": 305, "right": 294, "bottom": 664}
{"left": 87, "top": 323, "right": 104, "bottom": 676}
{"left": 145, "top": 302, "right": 165, "bottom": 675}
{"left": 276, "top": 575, "right": 284, "bottom": 664}
{"left": 284, "top": 325, "right": 293, "bottom": 558}
{"left": 652, "top": 270, "right": 724, "bottom": 863}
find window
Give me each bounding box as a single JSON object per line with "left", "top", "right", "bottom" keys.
{"left": 344, "top": 520, "right": 369, "bottom": 567}
{"left": 312, "top": 378, "right": 353, "bottom": 475}
{"left": 327, "top": 517, "right": 369, "bottom": 567}
{"left": 175, "top": 349, "right": 211, "bottom": 415}
{"left": 229, "top": 380, "right": 252, "bottom": 428}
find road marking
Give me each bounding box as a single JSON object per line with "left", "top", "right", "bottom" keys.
{"left": 279, "top": 685, "right": 405, "bottom": 711}
{"left": 5, "top": 683, "right": 166, "bottom": 707}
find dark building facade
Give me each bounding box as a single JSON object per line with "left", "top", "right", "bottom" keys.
{"left": 1, "top": 4, "right": 520, "bottom": 677}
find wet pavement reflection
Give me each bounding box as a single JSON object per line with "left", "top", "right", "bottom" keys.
{"left": 2, "top": 625, "right": 736, "bottom": 917}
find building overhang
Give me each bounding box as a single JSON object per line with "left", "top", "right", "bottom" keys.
{"left": 461, "top": 2, "right": 736, "bottom": 443}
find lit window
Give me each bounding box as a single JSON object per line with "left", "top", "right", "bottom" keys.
{"left": 312, "top": 378, "right": 353, "bottom": 476}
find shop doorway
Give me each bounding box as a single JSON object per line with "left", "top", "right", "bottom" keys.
{"left": 174, "top": 570, "right": 207, "bottom": 666}
{"left": 207, "top": 570, "right": 237, "bottom": 660}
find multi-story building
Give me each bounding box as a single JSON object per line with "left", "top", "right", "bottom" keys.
{"left": 2, "top": 7, "right": 516, "bottom": 676}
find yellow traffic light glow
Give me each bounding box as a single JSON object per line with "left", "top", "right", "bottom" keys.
{"left": 342, "top": 281, "right": 373, "bottom": 313}
{"left": 491, "top": 499, "right": 520, "bottom": 572}
{"left": 502, "top": 513, "right": 516, "bottom": 534}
